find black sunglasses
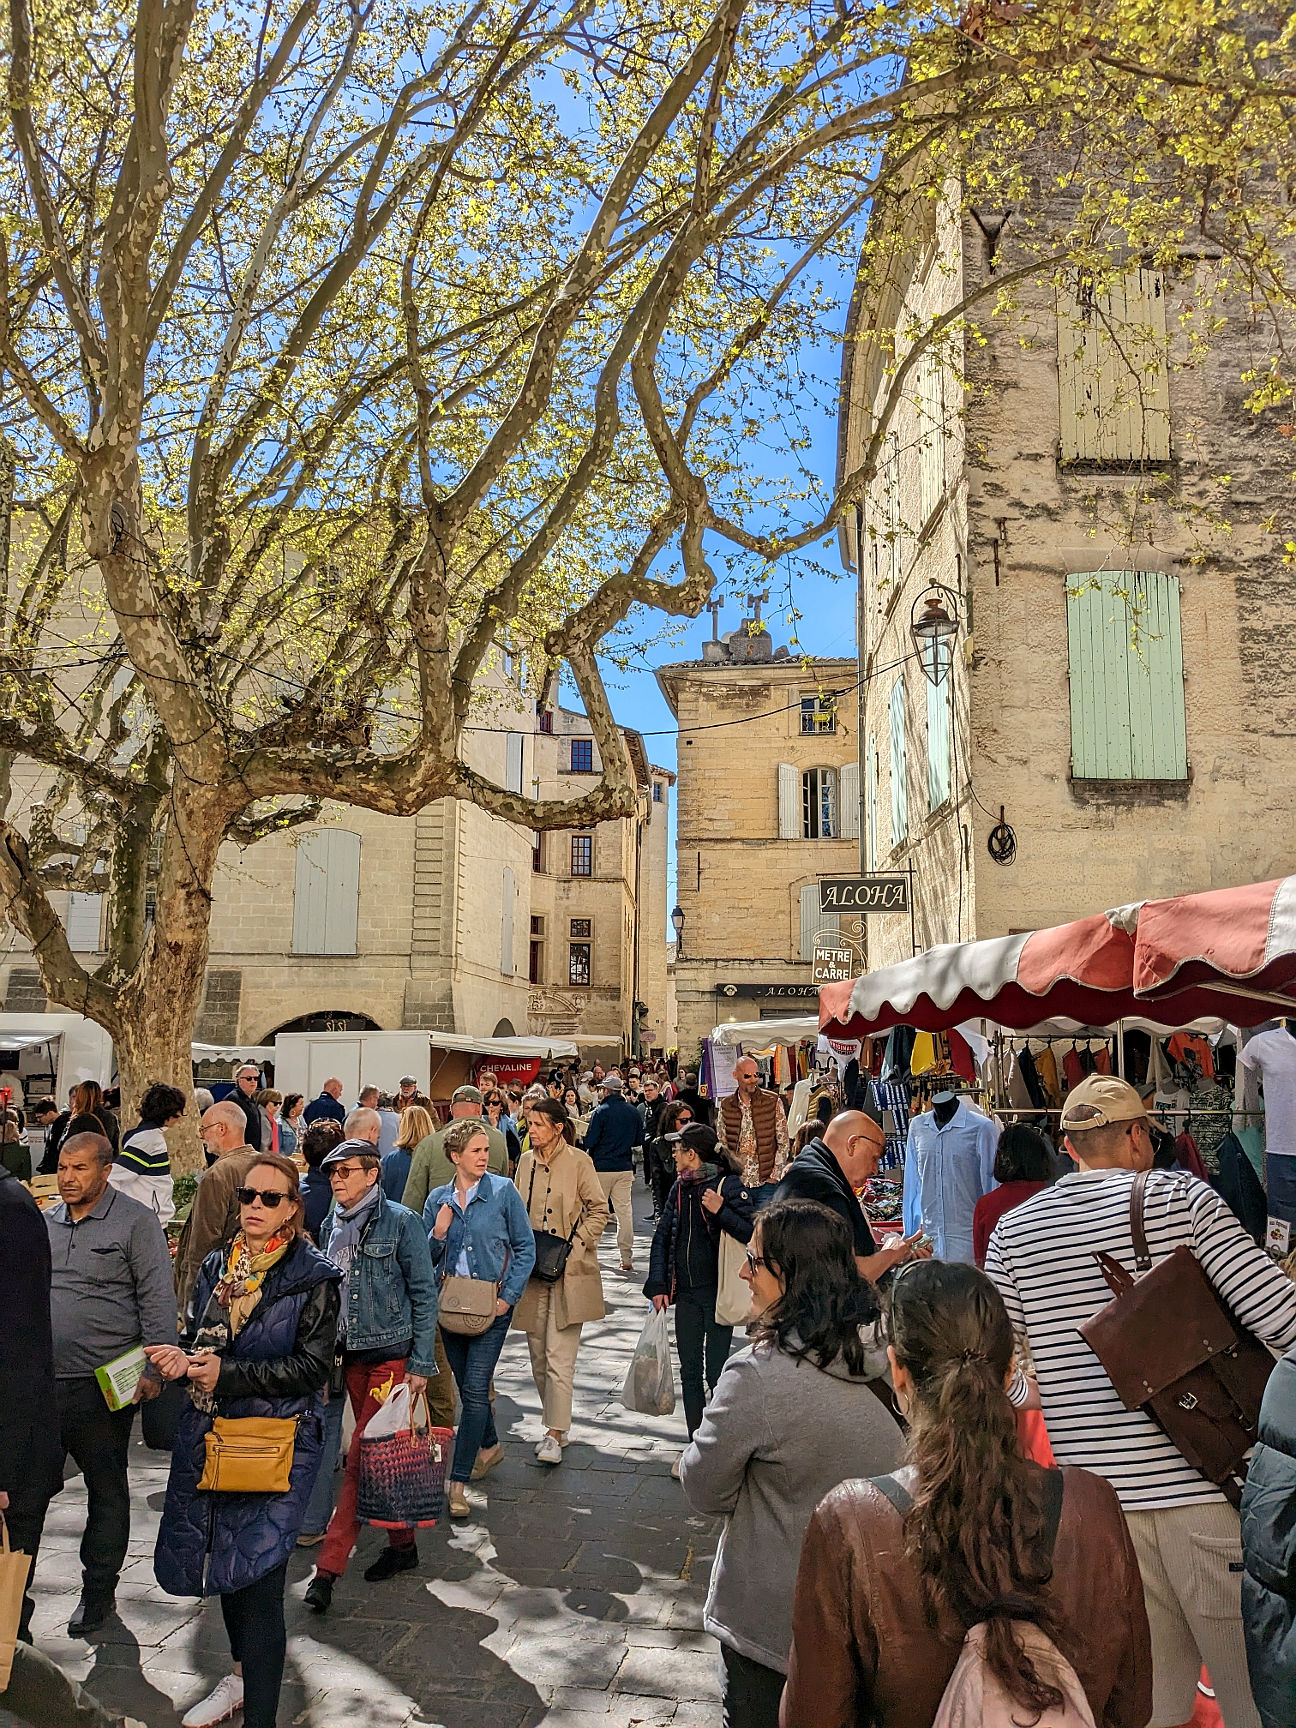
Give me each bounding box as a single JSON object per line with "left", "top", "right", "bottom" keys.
{"left": 745, "top": 1249, "right": 769, "bottom": 1275}
{"left": 236, "top": 1186, "right": 293, "bottom": 1208}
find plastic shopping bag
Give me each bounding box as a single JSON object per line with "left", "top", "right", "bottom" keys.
{"left": 621, "top": 1307, "right": 677, "bottom": 1417}
{"left": 356, "top": 1387, "right": 452, "bottom": 1529}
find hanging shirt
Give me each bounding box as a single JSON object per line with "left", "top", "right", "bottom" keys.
{"left": 1238, "top": 1028, "right": 1296, "bottom": 1157}
{"left": 902, "top": 1100, "right": 999, "bottom": 1263}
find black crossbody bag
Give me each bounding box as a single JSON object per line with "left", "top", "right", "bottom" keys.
{"left": 526, "top": 1160, "right": 583, "bottom": 1283}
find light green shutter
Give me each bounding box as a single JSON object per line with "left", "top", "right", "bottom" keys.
{"left": 1067, "top": 571, "right": 1187, "bottom": 779}
{"left": 927, "top": 675, "right": 951, "bottom": 809}
{"left": 889, "top": 681, "right": 907, "bottom": 844}
{"left": 1057, "top": 268, "right": 1171, "bottom": 463}
{"left": 293, "top": 830, "right": 361, "bottom": 954}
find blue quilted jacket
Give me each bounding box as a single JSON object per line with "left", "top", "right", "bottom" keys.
{"left": 154, "top": 1235, "right": 341, "bottom": 1598}
{"left": 1243, "top": 1344, "right": 1296, "bottom": 1728}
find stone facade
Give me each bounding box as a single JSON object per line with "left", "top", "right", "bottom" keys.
{"left": 657, "top": 628, "right": 864, "bottom": 1062}
{"left": 839, "top": 198, "right": 1296, "bottom": 970}
{"left": 527, "top": 701, "right": 674, "bottom": 1063}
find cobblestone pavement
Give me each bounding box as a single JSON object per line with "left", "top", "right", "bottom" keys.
{"left": 15, "top": 1179, "right": 724, "bottom": 1728}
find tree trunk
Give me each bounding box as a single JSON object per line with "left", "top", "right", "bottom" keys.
{"left": 113, "top": 950, "right": 209, "bottom": 1174}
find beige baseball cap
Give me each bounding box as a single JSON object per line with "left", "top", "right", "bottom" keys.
{"left": 1059, "top": 1074, "right": 1148, "bottom": 1131}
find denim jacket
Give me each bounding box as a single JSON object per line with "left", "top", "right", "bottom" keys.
{"left": 423, "top": 1172, "right": 537, "bottom": 1309}
{"left": 319, "top": 1188, "right": 439, "bottom": 1378}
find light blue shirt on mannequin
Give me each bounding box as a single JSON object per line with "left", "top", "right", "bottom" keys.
{"left": 902, "top": 1098, "right": 999, "bottom": 1262}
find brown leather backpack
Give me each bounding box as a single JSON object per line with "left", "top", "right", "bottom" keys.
{"left": 1077, "top": 1169, "right": 1275, "bottom": 1505}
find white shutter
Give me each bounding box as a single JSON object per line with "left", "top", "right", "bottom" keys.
{"left": 505, "top": 732, "right": 524, "bottom": 794}
{"left": 839, "top": 762, "right": 860, "bottom": 841}
{"left": 866, "top": 736, "right": 878, "bottom": 870}
{"left": 66, "top": 891, "right": 103, "bottom": 952}
{"left": 777, "top": 762, "right": 799, "bottom": 839}
{"left": 799, "top": 884, "right": 819, "bottom": 960}
{"left": 501, "top": 866, "right": 515, "bottom": 974}
{"left": 293, "top": 831, "right": 360, "bottom": 955}
{"left": 889, "top": 682, "right": 908, "bottom": 844}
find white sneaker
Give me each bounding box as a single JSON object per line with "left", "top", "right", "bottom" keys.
{"left": 182, "top": 1674, "right": 244, "bottom": 1728}
{"left": 536, "top": 1434, "right": 563, "bottom": 1465}
{"left": 671, "top": 1452, "right": 684, "bottom": 1480}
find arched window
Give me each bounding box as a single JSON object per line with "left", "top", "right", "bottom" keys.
{"left": 801, "top": 767, "right": 837, "bottom": 840}
{"left": 292, "top": 830, "right": 361, "bottom": 955}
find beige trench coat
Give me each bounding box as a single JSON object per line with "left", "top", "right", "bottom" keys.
{"left": 512, "top": 1143, "right": 609, "bottom": 1331}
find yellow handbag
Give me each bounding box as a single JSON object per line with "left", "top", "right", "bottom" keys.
{"left": 198, "top": 1415, "right": 298, "bottom": 1493}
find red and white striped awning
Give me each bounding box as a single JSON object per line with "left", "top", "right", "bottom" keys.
{"left": 818, "top": 876, "right": 1296, "bottom": 1039}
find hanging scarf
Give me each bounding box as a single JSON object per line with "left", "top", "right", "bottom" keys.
{"left": 188, "top": 1228, "right": 294, "bottom": 1411}
{"left": 325, "top": 1182, "right": 381, "bottom": 1329}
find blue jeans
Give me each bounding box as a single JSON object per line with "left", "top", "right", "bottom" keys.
{"left": 441, "top": 1312, "right": 512, "bottom": 1483}
{"left": 301, "top": 1391, "right": 345, "bottom": 1536}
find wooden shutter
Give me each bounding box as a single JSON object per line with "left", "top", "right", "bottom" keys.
{"left": 927, "top": 677, "right": 951, "bottom": 809}
{"left": 777, "top": 762, "right": 799, "bottom": 839}
{"left": 501, "top": 866, "right": 515, "bottom": 974}
{"left": 66, "top": 891, "right": 102, "bottom": 951}
{"left": 504, "top": 732, "right": 524, "bottom": 794}
{"left": 1057, "top": 267, "right": 1171, "bottom": 463}
{"left": 866, "top": 736, "right": 878, "bottom": 870}
{"left": 1067, "top": 571, "right": 1187, "bottom": 779}
{"left": 839, "top": 762, "right": 860, "bottom": 841}
{"left": 293, "top": 830, "right": 361, "bottom": 955}
{"left": 889, "top": 682, "right": 907, "bottom": 844}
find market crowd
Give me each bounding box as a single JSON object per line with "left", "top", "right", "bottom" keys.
{"left": 3, "top": 1052, "right": 1296, "bottom": 1728}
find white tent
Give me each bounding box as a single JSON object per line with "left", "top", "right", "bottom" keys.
{"left": 710, "top": 1017, "right": 819, "bottom": 1050}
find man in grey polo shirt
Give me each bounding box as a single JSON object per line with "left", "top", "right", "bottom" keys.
{"left": 37, "top": 1132, "right": 176, "bottom": 1637}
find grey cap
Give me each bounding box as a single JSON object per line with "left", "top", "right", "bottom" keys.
{"left": 320, "top": 1137, "right": 380, "bottom": 1170}
{"left": 600, "top": 1075, "right": 624, "bottom": 1093}
{"left": 399, "top": 1075, "right": 418, "bottom": 1086}
{"left": 452, "top": 1084, "right": 484, "bottom": 1106}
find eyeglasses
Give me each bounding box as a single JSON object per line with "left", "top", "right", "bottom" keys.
{"left": 744, "top": 1250, "right": 769, "bottom": 1275}
{"left": 677, "top": 1112, "right": 693, "bottom": 1124}
{"left": 327, "top": 1162, "right": 367, "bottom": 1179}
{"left": 236, "top": 1187, "right": 293, "bottom": 1208}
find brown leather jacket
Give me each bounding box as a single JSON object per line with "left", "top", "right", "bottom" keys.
{"left": 781, "top": 1464, "right": 1152, "bottom": 1728}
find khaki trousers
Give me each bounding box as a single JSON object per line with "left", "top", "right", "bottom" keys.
{"left": 598, "top": 1168, "right": 635, "bottom": 1265}
{"left": 524, "top": 1281, "right": 584, "bottom": 1432}
{"left": 1124, "top": 1499, "right": 1259, "bottom": 1728}
{"left": 425, "top": 1327, "right": 457, "bottom": 1428}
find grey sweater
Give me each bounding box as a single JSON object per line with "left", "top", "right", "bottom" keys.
{"left": 679, "top": 1334, "right": 903, "bottom": 1673}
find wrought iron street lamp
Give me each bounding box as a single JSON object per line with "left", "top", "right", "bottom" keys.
{"left": 670, "top": 904, "right": 685, "bottom": 957}
{"left": 910, "top": 585, "right": 960, "bottom": 685}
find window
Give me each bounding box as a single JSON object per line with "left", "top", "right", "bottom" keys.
{"left": 570, "top": 834, "right": 592, "bottom": 876}
{"left": 569, "top": 737, "right": 594, "bottom": 774}
{"left": 500, "top": 866, "right": 515, "bottom": 975}
{"left": 800, "top": 696, "right": 836, "bottom": 735}
{"left": 927, "top": 675, "right": 951, "bottom": 810}
{"left": 652, "top": 782, "right": 663, "bottom": 803}
{"left": 532, "top": 832, "right": 544, "bottom": 874}
{"left": 802, "top": 768, "right": 837, "bottom": 840}
{"left": 504, "top": 732, "right": 525, "bottom": 794}
{"left": 1057, "top": 267, "right": 1170, "bottom": 463}
{"left": 537, "top": 705, "right": 553, "bottom": 733}
{"left": 66, "top": 891, "right": 103, "bottom": 952}
{"left": 918, "top": 347, "right": 946, "bottom": 523}
{"left": 889, "top": 682, "right": 908, "bottom": 846}
{"left": 569, "top": 941, "right": 591, "bottom": 986}
{"left": 866, "top": 735, "right": 879, "bottom": 870}
{"left": 529, "top": 940, "right": 544, "bottom": 984}
{"left": 1067, "top": 570, "right": 1187, "bottom": 778}
{"left": 292, "top": 830, "right": 361, "bottom": 955}
{"left": 798, "top": 884, "right": 842, "bottom": 962}
{"left": 530, "top": 915, "right": 545, "bottom": 935}
{"left": 570, "top": 917, "right": 592, "bottom": 938}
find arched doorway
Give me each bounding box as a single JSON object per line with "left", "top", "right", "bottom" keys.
{"left": 269, "top": 1011, "right": 382, "bottom": 1036}
{"left": 492, "top": 1018, "right": 516, "bottom": 1037}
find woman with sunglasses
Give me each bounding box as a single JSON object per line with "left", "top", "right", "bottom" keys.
{"left": 146, "top": 1153, "right": 341, "bottom": 1728}
{"left": 644, "top": 1124, "right": 756, "bottom": 1472}
{"left": 646, "top": 1098, "right": 692, "bottom": 1220}
{"left": 679, "top": 1199, "right": 903, "bottom": 1728}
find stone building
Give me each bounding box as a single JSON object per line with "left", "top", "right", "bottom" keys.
{"left": 838, "top": 195, "right": 1296, "bottom": 970}
{"left": 1, "top": 654, "right": 671, "bottom": 1056}
{"left": 527, "top": 695, "right": 675, "bottom": 1063}
{"left": 657, "top": 614, "right": 864, "bottom": 1060}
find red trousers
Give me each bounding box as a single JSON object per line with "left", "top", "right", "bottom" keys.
{"left": 318, "top": 1359, "right": 414, "bottom": 1576}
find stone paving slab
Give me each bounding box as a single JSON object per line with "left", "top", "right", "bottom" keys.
{"left": 11, "top": 1178, "right": 724, "bottom": 1726}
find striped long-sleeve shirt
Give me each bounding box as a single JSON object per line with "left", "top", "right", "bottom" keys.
{"left": 985, "top": 1166, "right": 1296, "bottom": 1510}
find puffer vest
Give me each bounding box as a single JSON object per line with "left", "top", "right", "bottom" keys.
{"left": 720, "top": 1088, "right": 782, "bottom": 1181}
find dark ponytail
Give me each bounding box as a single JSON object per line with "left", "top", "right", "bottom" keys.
{"left": 889, "top": 1261, "right": 1066, "bottom": 1720}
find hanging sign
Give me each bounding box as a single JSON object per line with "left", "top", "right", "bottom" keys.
{"left": 819, "top": 875, "right": 910, "bottom": 914}
{"left": 813, "top": 945, "right": 856, "bottom": 984}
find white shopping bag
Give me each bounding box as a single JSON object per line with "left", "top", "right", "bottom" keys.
{"left": 363, "top": 1380, "right": 412, "bottom": 1440}
{"left": 621, "top": 1307, "right": 677, "bottom": 1416}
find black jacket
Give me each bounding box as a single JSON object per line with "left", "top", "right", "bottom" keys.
{"left": 0, "top": 1171, "right": 61, "bottom": 1500}
{"left": 1242, "top": 1344, "right": 1296, "bottom": 1728}
{"left": 1214, "top": 1132, "right": 1268, "bottom": 1245}
{"left": 644, "top": 1166, "right": 755, "bottom": 1300}
{"left": 772, "top": 1140, "right": 879, "bottom": 1259}
{"left": 231, "top": 1087, "right": 264, "bottom": 1152}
